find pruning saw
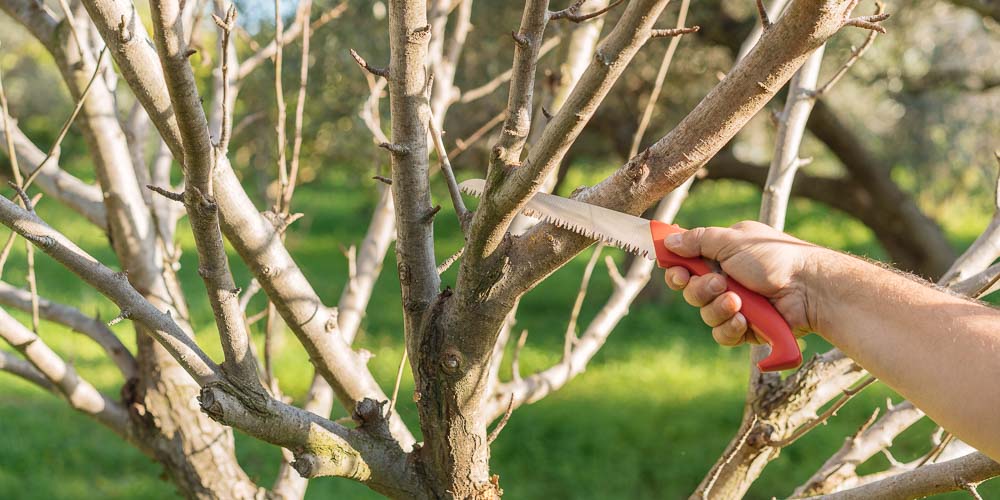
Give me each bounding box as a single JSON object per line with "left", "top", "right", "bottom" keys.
{"left": 459, "top": 178, "right": 802, "bottom": 372}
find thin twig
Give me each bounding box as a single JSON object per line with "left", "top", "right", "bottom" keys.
{"left": 57, "top": 0, "right": 87, "bottom": 60}
{"left": 629, "top": 0, "right": 693, "bottom": 158}
{"left": 437, "top": 246, "right": 464, "bottom": 275}
{"left": 388, "top": 349, "right": 408, "bottom": 416}
{"left": 428, "top": 112, "right": 470, "bottom": 232}
{"left": 564, "top": 245, "right": 603, "bottom": 361}
{"left": 487, "top": 395, "right": 514, "bottom": 445}
{"left": 814, "top": 1, "right": 884, "bottom": 97}
{"left": 274, "top": 0, "right": 289, "bottom": 213}
{"left": 917, "top": 431, "right": 955, "bottom": 466}
{"left": 511, "top": 329, "right": 528, "bottom": 382}
{"left": 458, "top": 36, "right": 562, "bottom": 104}
{"left": 844, "top": 12, "right": 890, "bottom": 33}
{"left": 549, "top": 0, "right": 624, "bottom": 23}
{"left": 25, "top": 239, "right": 39, "bottom": 333}
{"left": 24, "top": 48, "right": 108, "bottom": 190}
{"left": 146, "top": 184, "right": 185, "bottom": 202}
{"left": 213, "top": 4, "right": 238, "bottom": 155}
{"left": 703, "top": 414, "right": 760, "bottom": 498}
{"left": 448, "top": 110, "right": 506, "bottom": 158}
{"left": 236, "top": 0, "right": 347, "bottom": 80}
{"left": 349, "top": 49, "right": 390, "bottom": 78}
{"left": 283, "top": 0, "right": 313, "bottom": 212}
{"left": 756, "top": 0, "right": 772, "bottom": 30}
{"left": 648, "top": 26, "right": 700, "bottom": 38}
{"left": 0, "top": 62, "right": 22, "bottom": 185}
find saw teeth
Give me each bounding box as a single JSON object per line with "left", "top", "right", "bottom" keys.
{"left": 458, "top": 181, "right": 649, "bottom": 259}
{"left": 523, "top": 208, "right": 649, "bottom": 259}
{"left": 459, "top": 184, "right": 483, "bottom": 197}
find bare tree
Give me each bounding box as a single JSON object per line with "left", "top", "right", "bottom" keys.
{"left": 0, "top": 0, "right": 997, "bottom": 498}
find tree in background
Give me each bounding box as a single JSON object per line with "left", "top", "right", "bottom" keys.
{"left": 0, "top": 0, "right": 998, "bottom": 498}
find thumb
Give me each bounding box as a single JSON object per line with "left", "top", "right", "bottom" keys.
{"left": 664, "top": 226, "right": 728, "bottom": 260}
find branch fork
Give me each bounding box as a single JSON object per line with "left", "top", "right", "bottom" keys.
{"left": 842, "top": 0, "right": 890, "bottom": 33}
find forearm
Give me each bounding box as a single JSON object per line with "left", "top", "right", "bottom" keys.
{"left": 808, "top": 250, "right": 1000, "bottom": 460}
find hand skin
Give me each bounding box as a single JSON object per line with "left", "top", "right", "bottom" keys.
{"left": 663, "top": 221, "right": 1000, "bottom": 461}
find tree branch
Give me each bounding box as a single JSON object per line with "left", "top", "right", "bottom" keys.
{"left": 462, "top": 0, "right": 675, "bottom": 306}
{"left": 0, "top": 349, "right": 57, "bottom": 393}
{"left": 487, "top": 181, "right": 694, "bottom": 419}
{"left": 387, "top": 1, "right": 439, "bottom": 339}
{"left": 549, "top": 0, "right": 623, "bottom": 23}
{"left": 457, "top": 35, "right": 562, "bottom": 104}
{"left": 236, "top": 0, "right": 347, "bottom": 80}
{"left": 818, "top": 452, "right": 1000, "bottom": 500}
{"left": 199, "top": 388, "right": 424, "bottom": 496}
{"left": 428, "top": 113, "right": 470, "bottom": 232}
{"left": 149, "top": 0, "right": 261, "bottom": 389}
{"left": 629, "top": 0, "right": 695, "bottom": 158}
{"left": 0, "top": 280, "right": 136, "bottom": 378}
{"left": 0, "top": 195, "right": 222, "bottom": 385}
{"left": 0, "top": 77, "right": 106, "bottom": 229}
{"left": 0, "top": 307, "right": 129, "bottom": 434}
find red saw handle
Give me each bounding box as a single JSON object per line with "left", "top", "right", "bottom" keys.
{"left": 650, "top": 221, "right": 802, "bottom": 372}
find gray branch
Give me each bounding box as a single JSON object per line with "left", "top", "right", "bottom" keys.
{"left": 0, "top": 195, "right": 222, "bottom": 385}
{"left": 149, "top": 0, "right": 261, "bottom": 389}
{"left": 0, "top": 280, "right": 136, "bottom": 378}
{"left": 0, "top": 307, "right": 129, "bottom": 435}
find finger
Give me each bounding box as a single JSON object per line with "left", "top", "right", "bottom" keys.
{"left": 712, "top": 312, "right": 748, "bottom": 346}
{"left": 664, "top": 267, "right": 690, "bottom": 290}
{"left": 682, "top": 273, "right": 726, "bottom": 307}
{"left": 700, "top": 291, "right": 741, "bottom": 327}
{"left": 664, "top": 226, "right": 736, "bottom": 261}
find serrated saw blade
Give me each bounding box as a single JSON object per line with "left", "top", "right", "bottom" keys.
{"left": 458, "top": 179, "right": 657, "bottom": 260}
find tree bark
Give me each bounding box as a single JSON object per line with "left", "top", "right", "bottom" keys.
{"left": 44, "top": 12, "right": 260, "bottom": 498}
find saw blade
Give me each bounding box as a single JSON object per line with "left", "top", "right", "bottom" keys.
{"left": 458, "top": 179, "right": 657, "bottom": 260}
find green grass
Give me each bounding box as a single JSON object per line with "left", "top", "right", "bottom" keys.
{"left": 0, "top": 170, "right": 995, "bottom": 499}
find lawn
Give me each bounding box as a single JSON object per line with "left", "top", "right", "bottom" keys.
{"left": 0, "top": 166, "right": 995, "bottom": 499}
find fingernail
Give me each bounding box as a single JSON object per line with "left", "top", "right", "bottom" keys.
{"left": 724, "top": 294, "right": 738, "bottom": 310}
{"left": 671, "top": 274, "right": 686, "bottom": 286}
{"left": 665, "top": 234, "right": 682, "bottom": 248}
{"left": 709, "top": 276, "right": 725, "bottom": 294}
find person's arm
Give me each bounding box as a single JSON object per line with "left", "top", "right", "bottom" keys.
{"left": 662, "top": 221, "right": 1000, "bottom": 461}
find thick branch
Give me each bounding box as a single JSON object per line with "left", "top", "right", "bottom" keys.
{"left": 818, "top": 452, "right": 1000, "bottom": 500}
{"left": 462, "top": 0, "right": 673, "bottom": 307}
{"left": 149, "top": 0, "right": 261, "bottom": 388}
{"left": 508, "top": 0, "right": 873, "bottom": 297}
{"left": 387, "top": 1, "right": 439, "bottom": 337}
{"left": 199, "top": 388, "right": 424, "bottom": 497}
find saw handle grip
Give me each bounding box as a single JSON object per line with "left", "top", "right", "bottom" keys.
{"left": 649, "top": 221, "right": 802, "bottom": 372}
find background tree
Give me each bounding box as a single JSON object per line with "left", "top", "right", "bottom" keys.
{"left": 0, "top": 0, "right": 998, "bottom": 498}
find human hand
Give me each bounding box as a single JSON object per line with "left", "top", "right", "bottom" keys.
{"left": 662, "top": 221, "right": 822, "bottom": 346}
